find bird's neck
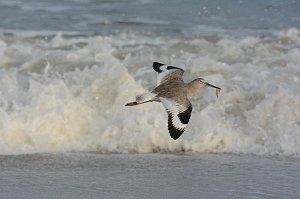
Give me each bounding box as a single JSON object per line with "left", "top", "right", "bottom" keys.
{"left": 186, "top": 80, "right": 200, "bottom": 98}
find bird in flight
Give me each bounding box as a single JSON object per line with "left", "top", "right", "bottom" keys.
{"left": 125, "top": 62, "right": 221, "bottom": 140}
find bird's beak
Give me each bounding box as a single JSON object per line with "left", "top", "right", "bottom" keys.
{"left": 205, "top": 82, "right": 221, "bottom": 90}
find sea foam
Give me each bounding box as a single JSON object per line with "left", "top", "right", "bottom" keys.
{"left": 0, "top": 29, "right": 299, "bottom": 157}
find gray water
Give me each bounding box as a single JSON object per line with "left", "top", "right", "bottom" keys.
{"left": 1, "top": 153, "right": 300, "bottom": 199}
{"left": 1, "top": 1, "right": 300, "bottom": 198}
{"left": 1, "top": 0, "right": 299, "bottom": 36}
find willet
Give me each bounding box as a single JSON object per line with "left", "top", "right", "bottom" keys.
{"left": 125, "top": 62, "right": 221, "bottom": 140}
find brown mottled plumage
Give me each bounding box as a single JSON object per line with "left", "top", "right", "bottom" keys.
{"left": 125, "top": 62, "right": 221, "bottom": 140}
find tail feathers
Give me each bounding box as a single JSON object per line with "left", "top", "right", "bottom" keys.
{"left": 125, "top": 101, "right": 138, "bottom": 106}
{"left": 136, "top": 93, "right": 156, "bottom": 103}
{"left": 125, "top": 93, "right": 157, "bottom": 106}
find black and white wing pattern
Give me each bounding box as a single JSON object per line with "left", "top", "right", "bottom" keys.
{"left": 153, "top": 62, "right": 184, "bottom": 86}
{"left": 160, "top": 97, "right": 192, "bottom": 140}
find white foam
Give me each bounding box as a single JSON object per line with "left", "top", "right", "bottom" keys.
{"left": 0, "top": 29, "right": 299, "bottom": 158}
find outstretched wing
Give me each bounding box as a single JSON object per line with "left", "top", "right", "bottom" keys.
{"left": 153, "top": 62, "right": 184, "bottom": 86}
{"left": 160, "top": 97, "right": 192, "bottom": 140}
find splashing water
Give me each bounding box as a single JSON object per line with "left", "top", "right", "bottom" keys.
{"left": 0, "top": 28, "right": 299, "bottom": 157}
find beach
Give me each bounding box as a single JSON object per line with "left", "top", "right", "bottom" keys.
{"left": 1, "top": 153, "right": 300, "bottom": 199}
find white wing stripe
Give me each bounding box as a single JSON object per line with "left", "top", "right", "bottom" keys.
{"left": 157, "top": 69, "right": 173, "bottom": 85}
{"left": 160, "top": 98, "right": 188, "bottom": 130}
{"left": 169, "top": 112, "right": 187, "bottom": 130}
{"left": 153, "top": 63, "right": 184, "bottom": 86}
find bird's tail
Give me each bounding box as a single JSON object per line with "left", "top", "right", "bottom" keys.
{"left": 125, "top": 92, "right": 157, "bottom": 106}
{"left": 125, "top": 101, "right": 139, "bottom": 106}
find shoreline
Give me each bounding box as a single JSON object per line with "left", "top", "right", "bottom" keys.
{"left": 1, "top": 153, "right": 299, "bottom": 199}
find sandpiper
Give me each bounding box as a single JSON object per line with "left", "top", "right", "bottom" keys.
{"left": 126, "top": 62, "right": 221, "bottom": 140}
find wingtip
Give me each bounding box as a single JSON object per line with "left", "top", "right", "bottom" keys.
{"left": 170, "top": 135, "right": 180, "bottom": 140}
{"left": 153, "top": 62, "right": 165, "bottom": 72}
{"left": 169, "top": 129, "right": 184, "bottom": 140}
{"left": 168, "top": 123, "right": 185, "bottom": 140}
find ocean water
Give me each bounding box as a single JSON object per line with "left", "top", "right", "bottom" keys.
{"left": 1, "top": 153, "right": 300, "bottom": 199}
{"left": 0, "top": 0, "right": 300, "bottom": 198}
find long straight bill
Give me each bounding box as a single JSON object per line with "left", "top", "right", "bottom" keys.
{"left": 206, "top": 82, "right": 221, "bottom": 90}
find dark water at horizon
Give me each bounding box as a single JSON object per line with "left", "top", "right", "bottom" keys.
{"left": 0, "top": 0, "right": 299, "bottom": 36}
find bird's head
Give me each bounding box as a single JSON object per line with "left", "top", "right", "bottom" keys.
{"left": 194, "top": 78, "right": 220, "bottom": 89}
{"left": 187, "top": 78, "right": 221, "bottom": 98}
{"left": 193, "top": 78, "right": 207, "bottom": 88}
{"left": 193, "top": 77, "right": 221, "bottom": 90}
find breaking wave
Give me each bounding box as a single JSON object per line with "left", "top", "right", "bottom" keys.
{"left": 0, "top": 28, "right": 299, "bottom": 157}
